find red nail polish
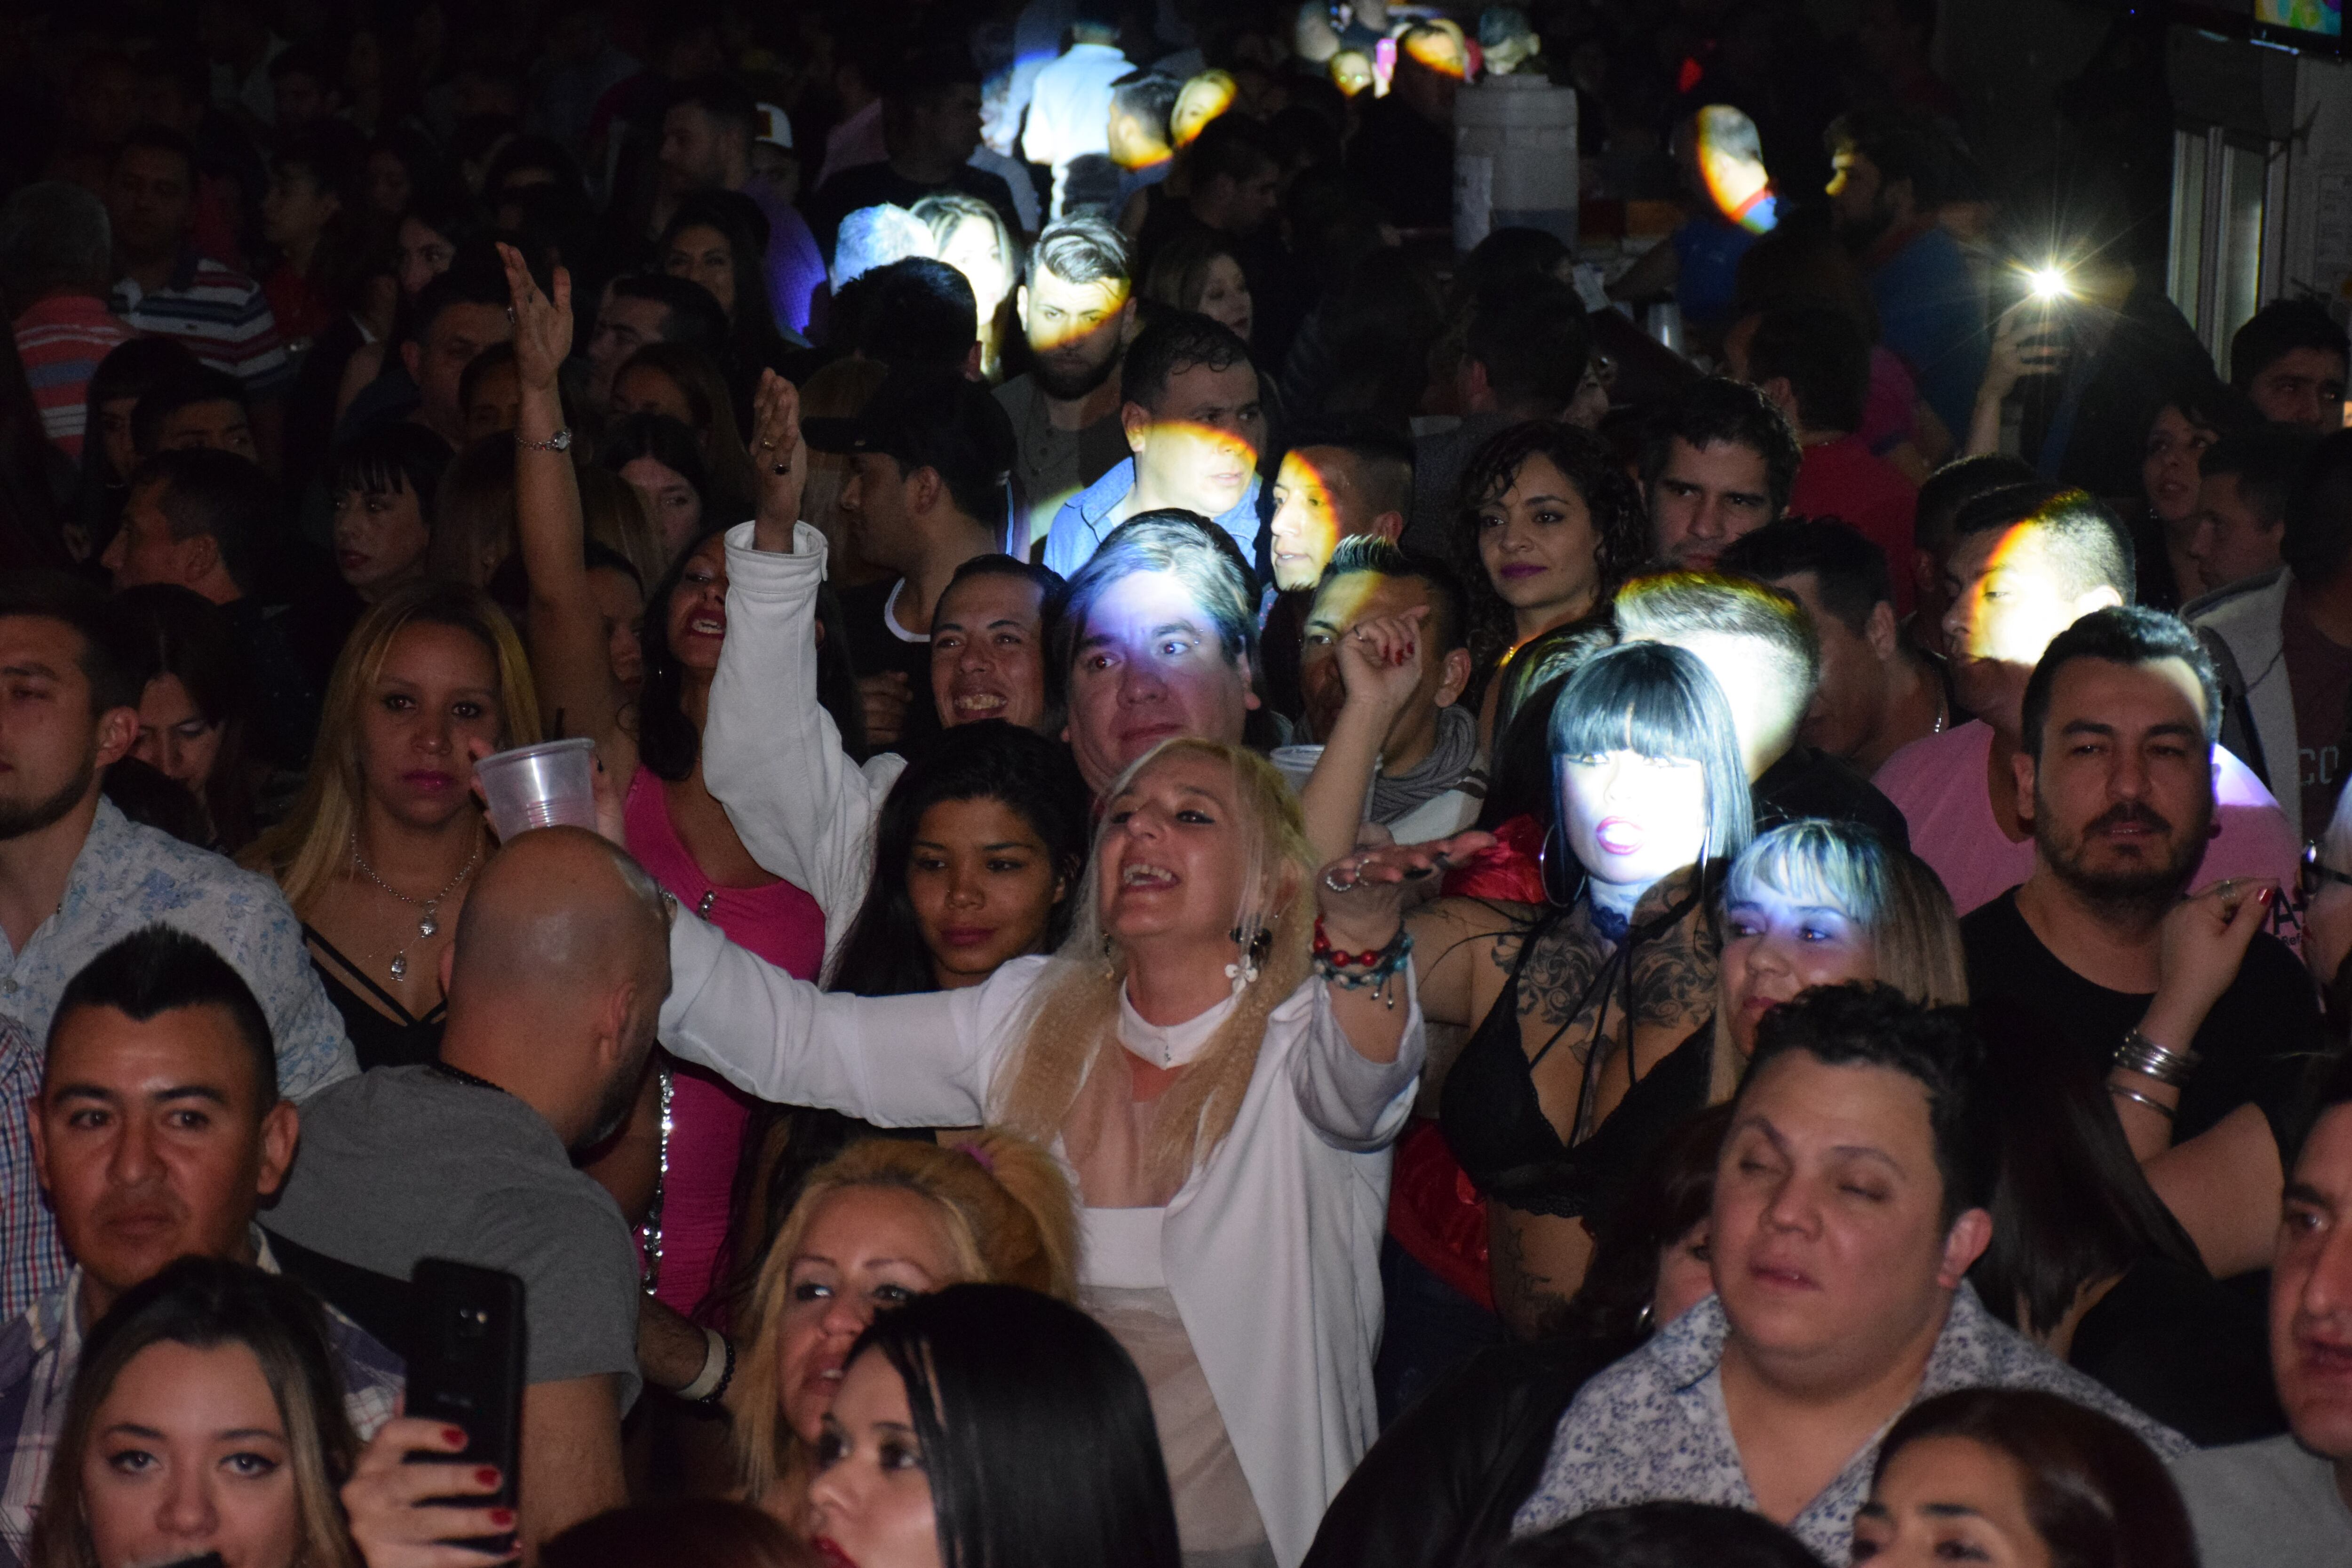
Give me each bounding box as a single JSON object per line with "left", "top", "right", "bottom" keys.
{"left": 2260, "top": 885, "right": 2277, "bottom": 905}
{"left": 490, "top": 1509, "right": 515, "bottom": 1528}
{"left": 476, "top": 1467, "right": 501, "bottom": 1488}
{"left": 442, "top": 1427, "right": 466, "bottom": 1447}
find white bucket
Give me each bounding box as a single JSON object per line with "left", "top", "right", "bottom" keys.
{"left": 1454, "top": 75, "right": 1580, "bottom": 255}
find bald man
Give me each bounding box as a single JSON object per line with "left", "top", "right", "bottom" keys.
{"left": 263, "top": 829, "right": 669, "bottom": 1555}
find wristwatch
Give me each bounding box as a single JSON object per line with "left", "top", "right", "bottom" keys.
{"left": 517, "top": 427, "right": 572, "bottom": 453}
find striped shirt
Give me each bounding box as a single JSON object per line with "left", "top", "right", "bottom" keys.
{"left": 109, "top": 251, "right": 293, "bottom": 395}
{"left": 12, "top": 296, "right": 134, "bottom": 462}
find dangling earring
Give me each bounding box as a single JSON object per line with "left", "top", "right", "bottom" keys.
{"left": 1225, "top": 924, "right": 1271, "bottom": 992}
{"left": 1101, "top": 931, "right": 1119, "bottom": 978}
{"left": 1537, "top": 825, "right": 1579, "bottom": 908}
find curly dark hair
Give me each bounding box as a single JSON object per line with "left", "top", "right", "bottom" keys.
{"left": 1450, "top": 421, "right": 1647, "bottom": 687}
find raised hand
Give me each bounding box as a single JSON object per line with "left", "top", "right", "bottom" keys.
{"left": 1315, "top": 828, "right": 1496, "bottom": 949}
{"left": 496, "top": 243, "right": 572, "bottom": 394}
{"left": 2143, "top": 876, "right": 2277, "bottom": 1050}
{"left": 1334, "top": 604, "right": 1430, "bottom": 724}
{"left": 748, "top": 368, "right": 808, "bottom": 549}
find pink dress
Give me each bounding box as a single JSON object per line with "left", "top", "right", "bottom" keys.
{"left": 625, "top": 767, "right": 826, "bottom": 1320}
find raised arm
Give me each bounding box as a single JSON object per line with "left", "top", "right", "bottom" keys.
{"left": 501, "top": 245, "right": 628, "bottom": 768}
{"left": 657, "top": 905, "right": 1000, "bottom": 1124}
{"left": 1299, "top": 605, "right": 1428, "bottom": 868}
{"left": 702, "top": 374, "right": 907, "bottom": 972}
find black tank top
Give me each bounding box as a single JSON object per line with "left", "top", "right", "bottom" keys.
{"left": 1438, "top": 884, "right": 1712, "bottom": 1221}
{"left": 305, "top": 925, "right": 447, "bottom": 1070}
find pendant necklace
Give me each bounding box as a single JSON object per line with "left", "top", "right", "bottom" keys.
{"left": 350, "top": 829, "right": 482, "bottom": 981}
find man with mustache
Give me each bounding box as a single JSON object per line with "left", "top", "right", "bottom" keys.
{"left": 1876, "top": 482, "right": 2297, "bottom": 916}
{"left": 1960, "top": 607, "right": 2323, "bottom": 1283}
{"left": 995, "top": 217, "right": 1137, "bottom": 557}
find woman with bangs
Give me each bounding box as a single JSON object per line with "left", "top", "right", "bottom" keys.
{"left": 1411, "top": 641, "right": 1752, "bottom": 1339}
{"left": 645, "top": 716, "right": 1486, "bottom": 1567}
{"left": 246, "top": 579, "right": 537, "bottom": 1071}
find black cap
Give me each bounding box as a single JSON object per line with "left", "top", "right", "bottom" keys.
{"left": 803, "top": 366, "right": 1017, "bottom": 486}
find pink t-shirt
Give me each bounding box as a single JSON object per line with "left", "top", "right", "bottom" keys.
{"left": 625, "top": 767, "right": 826, "bottom": 1319}
{"left": 1875, "top": 720, "right": 2301, "bottom": 942}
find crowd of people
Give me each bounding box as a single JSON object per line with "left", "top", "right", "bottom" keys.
{"left": 1, "top": 0, "right": 2352, "bottom": 1564}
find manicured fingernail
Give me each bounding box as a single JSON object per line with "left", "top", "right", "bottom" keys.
{"left": 490, "top": 1509, "right": 515, "bottom": 1527}
{"left": 2260, "top": 885, "right": 2276, "bottom": 905}
{"left": 476, "top": 1467, "right": 501, "bottom": 1487}
{"left": 443, "top": 1427, "right": 466, "bottom": 1446}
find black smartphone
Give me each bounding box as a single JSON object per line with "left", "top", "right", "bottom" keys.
{"left": 404, "top": 1259, "right": 526, "bottom": 1551}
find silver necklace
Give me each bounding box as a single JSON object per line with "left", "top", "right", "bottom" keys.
{"left": 350, "top": 830, "right": 481, "bottom": 981}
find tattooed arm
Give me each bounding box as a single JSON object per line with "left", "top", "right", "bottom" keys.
{"left": 1408, "top": 896, "right": 1537, "bottom": 1030}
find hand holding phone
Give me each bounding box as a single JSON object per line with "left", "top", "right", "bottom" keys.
{"left": 398, "top": 1261, "right": 526, "bottom": 1557}
{"left": 344, "top": 1417, "right": 517, "bottom": 1567}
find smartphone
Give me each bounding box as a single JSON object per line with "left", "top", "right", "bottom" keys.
{"left": 404, "top": 1259, "right": 526, "bottom": 1550}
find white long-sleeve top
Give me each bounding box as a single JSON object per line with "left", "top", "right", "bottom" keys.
{"left": 658, "top": 915, "right": 1423, "bottom": 1568}
{"left": 700, "top": 520, "right": 905, "bottom": 978}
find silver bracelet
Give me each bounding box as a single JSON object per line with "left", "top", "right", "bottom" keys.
{"left": 2114, "top": 1028, "right": 2201, "bottom": 1087}
{"left": 2107, "top": 1082, "right": 2177, "bottom": 1121}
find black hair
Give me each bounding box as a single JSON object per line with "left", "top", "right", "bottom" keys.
{"left": 856, "top": 257, "right": 980, "bottom": 368}
{"left": 1915, "top": 453, "right": 2039, "bottom": 557}
{"left": 2019, "top": 605, "right": 2220, "bottom": 762}
{"left": 112, "top": 124, "right": 199, "bottom": 190}
{"left": 1121, "top": 310, "right": 1255, "bottom": 412}
{"left": 603, "top": 411, "right": 715, "bottom": 517}
{"left": 51, "top": 925, "right": 276, "bottom": 1105}
{"left": 0, "top": 181, "right": 116, "bottom": 298}
{"left": 1637, "top": 377, "right": 1804, "bottom": 519}
{"left": 2230, "top": 297, "right": 2351, "bottom": 390}
{"left": 326, "top": 421, "right": 453, "bottom": 532}
{"left": 1549, "top": 1102, "right": 1732, "bottom": 1345}
{"left": 2152, "top": 374, "right": 2259, "bottom": 443}
{"left": 128, "top": 448, "right": 279, "bottom": 597}
{"left": 946, "top": 552, "right": 1064, "bottom": 603}
{"left": 882, "top": 42, "right": 984, "bottom": 104}
{"left": 1282, "top": 421, "right": 1416, "bottom": 520}
{"left": 1452, "top": 422, "right": 1648, "bottom": 684}
{"left": 0, "top": 571, "right": 143, "bottom": 714}
{"left": 2284, "top": 429, "right": 2352, "bottom": 586}
{"left": 1716, "top": 517, "right": 1894, "bottom": 638}
{"left": 410, "top": 242, "right": 516, "bottom": 350}
{"left": 1024, "top": 214, "right": 1131, "bottom": 291}
{"left": 1550, "top": 639, "right": 1756, "bottom": 868}
{"left": 1455, "top": 226, "right": 1572, "bottom": 301}
{"left": 1736, "top": 982, "right": 1995, "bottom": 1224}
{"left": 608, "top": 271, "right": 732, "bottom": 361}
{"left": 1745, "top": 305, "right": 1871, "bottom": 436}
{"left": 1110, "top": 72, "right": 1181, "bottom": 141}
{"left": 632, "top": 524, "right": 725, "bottom": 782}
{"left": 1463, "top": 279, "right": 1592, "bottom": 417}
{"left": 666, "top": 72, "right": 758, "bottom": 139}
{"left": 1188, "top": 112, "right": 1279, "bottom": 188}
{"left": 1476, "top": 621, "right": 1617, "bottom": 833}
{"left": 402, "top": 180, "right": 487, "bottom": 259}
{"left": 1950, "top": 483, "right": 2134, "bottom": 603}
{"left": 103, "top": 756, "right": 213, "bottom": 846}
{"left": 458, "top": 340, "right": 517, "bottom": 418}
{"left": 129, "top": 366, "right": 249, "bottom": 460}
{"left": 829, "top": 724, "right": 1092, "bottom": 997}
{"left": 1872, "top": 1391, "right": 2200, "bottom": 1568}
{"left": 115, "top": 583, "right": 255, "bottom": 849}
{"left": 1315, "top": 535, "right": 1470, "bottom": 654}
{"left": 852, "top": 1283, "right": 1182, "bottom": 1568}
{"left": 2200, "top": 423, "right": 2314, "bottom": 534}
{"left": 1966, "top": 1020, "right": 2205, "bottom": 1340}
{"left": 1488, "top": 1503, "right": 1821, "bottom": 1568}
{"left": 1823, "top": 104, "right": 1950, "bottom": 210}
{"left": 482, "top": 135, "right": 586, "bottom": 202}
{"left": 660, "top": 189, "right": 789, "bottom": 356}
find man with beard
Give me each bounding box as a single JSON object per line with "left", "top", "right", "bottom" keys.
{"left": 0, "top": 573, "right": 352, "bottom": 1316}
{"left": 262, "top": 828, "right": 667, "bottom": 1557}
{"left": 1876, "top": 483, "right": 2297, "bottom": 916}
{"left": 1960, "top": 606, "right": 2323, "bottom": 1280}
{"left": 994, "top": 216, "right": 1137, "bottom": 557}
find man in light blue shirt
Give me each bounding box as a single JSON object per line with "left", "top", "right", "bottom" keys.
{"left": 0, "top": 574, "right": 353, "bottom": 1314}
{"left": 1042, "top": 310, "right": 1265, "bottom": 578}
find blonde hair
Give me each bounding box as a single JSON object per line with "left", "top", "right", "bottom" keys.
{"left": 992, "top": 738, "right": 1316, "bottom": 1193}
{"left": 730, "top": 1128, "right": 1077, "bottom": 1505}
{"left": 246, "top": 581, "right": 541, "bottom": 910}
{"left": 1706, "top": 819, "right": 1967, "bottom": 1100}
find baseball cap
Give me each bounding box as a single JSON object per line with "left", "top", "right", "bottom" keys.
{"left": 802, "top": 365, "right": 1017, "bottom": 506}
{"left": 753, "top": 103, "right": 794, "bottom": 151}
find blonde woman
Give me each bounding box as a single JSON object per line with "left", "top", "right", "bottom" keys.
{"left": 246, "top": 579, "right": 539, "bottom": 1070}
{"left": 912, "top": 193, "right": 1019, "bottom": 382}
{"left": 731, "top": 1130, "right": 1076, "bottom": 1529}
{"left": 655, "top": 732, "right": 1486, "bottom": 1568}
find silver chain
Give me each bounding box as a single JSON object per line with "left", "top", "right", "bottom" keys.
{"left": 638, "top": 1063, "right": 674, "bottom": 1296}
{"left": 350, "top": 829, "right": 482, "bottom": 981}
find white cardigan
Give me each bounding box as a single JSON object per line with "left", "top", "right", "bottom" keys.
{"left": 700, "top": 520, "right": 905, "bottom": 978}
{"left": 658, "top": 915, "right": 1422, "bottom": 1568}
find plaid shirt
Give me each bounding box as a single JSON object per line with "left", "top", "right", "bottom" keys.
{"left": 0, "top": 801, "right": 357, "bottom": 1317}
{"left": 0, "top": 1232, "right": 402, "bottom": 1568}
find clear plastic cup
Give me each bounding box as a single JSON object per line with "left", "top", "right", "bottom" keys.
{"left": 1268, "top": 744, "right": 1324, "bottom": 797}
{"left": 474, "top": 738, "right": 598, "bottom": 840}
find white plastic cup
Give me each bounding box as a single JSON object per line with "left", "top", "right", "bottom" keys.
{"left": 474, "top": 738, "right": 598, "bottom": 840}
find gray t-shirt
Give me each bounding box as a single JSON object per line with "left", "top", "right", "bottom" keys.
{"left": 265, "top": 1065, "right": 640, "bottom": 1407}
{"left": 2172, "top": 1433, "right": 2352, "bottom": 1568}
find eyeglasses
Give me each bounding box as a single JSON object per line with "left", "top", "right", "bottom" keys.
{"left": 2302, "top": 841, "right": 2352, "bottom": 902}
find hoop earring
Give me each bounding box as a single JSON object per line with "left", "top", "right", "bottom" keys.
{"left": 1537, "top": 825, "right": 1579, "bottom": 908}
